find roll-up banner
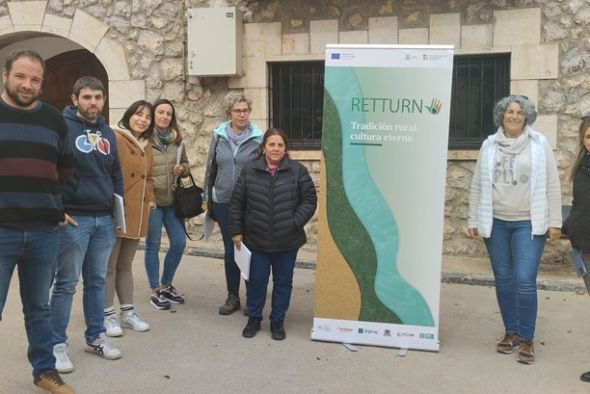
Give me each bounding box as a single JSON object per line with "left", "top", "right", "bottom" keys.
{"left": 312, "top": 45, "right": 454, "bottom": 351}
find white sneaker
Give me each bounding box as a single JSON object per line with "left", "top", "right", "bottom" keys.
{"left": 104, "top": 313, "right": 123, "bottom": 337}
{"left": 53, "top": 343, "right": 74, "bottom": 373}
{"left": 85, "top": 333, "right": 122, "bottom": 360}
{"left": 121, "top": 310, "right": 150, "bottom": 332}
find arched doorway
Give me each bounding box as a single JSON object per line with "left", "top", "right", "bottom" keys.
{"left": 40, "top": 49, "right": 110, "bottom": 123}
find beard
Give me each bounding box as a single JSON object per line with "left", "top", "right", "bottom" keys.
{"left": 77, "top": 106, "right": 102, "bottom": 122}
{"left": 4, "top": 83, "right": 40, "bottom": 108}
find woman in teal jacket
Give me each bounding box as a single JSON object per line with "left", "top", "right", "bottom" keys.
{"left": 203, "top": 91, "right": 263, "bottom": 315}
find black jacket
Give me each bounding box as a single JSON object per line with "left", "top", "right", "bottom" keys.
{"left": 566, "top": 153, "right": 590, "bottom": 252}
{"left": 229, "top": 155, "right": 317, "bottom": 252}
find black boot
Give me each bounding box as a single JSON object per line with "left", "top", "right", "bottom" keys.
{"left": 270, "top": 320, "right": 286, "bottom": 340}
{"left": 242, "top": 317, "right": 261, "bottom": 338}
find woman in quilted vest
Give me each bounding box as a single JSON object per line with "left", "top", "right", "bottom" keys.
{"left": 144, "top": 99, "right": 189, "bottom": 311}
{"left": 468, "top": 95, "right": 561, "bottom": 365}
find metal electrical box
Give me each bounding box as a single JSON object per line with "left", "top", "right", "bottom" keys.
{"left": 186, "top": 7, "right": 243, "bottom": 76}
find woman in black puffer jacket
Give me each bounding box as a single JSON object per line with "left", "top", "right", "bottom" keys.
{"left": 566, "top": 118, "right": 590, "bottom": 383}
{"left": 229, "top": 128, "right": 317, "bottom": 341}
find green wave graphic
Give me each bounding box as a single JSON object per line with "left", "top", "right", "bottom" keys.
{"left": 322, "top": 91, "right": 400, "bottom": 324}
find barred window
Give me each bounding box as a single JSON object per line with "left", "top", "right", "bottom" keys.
{"left": 268, "top": 54, "right": 510, "bottom": 151}
{"left": 268, "top": 61, "right": 324, "bottom": 150}
{"left": 449, "top": 53, "right": 510, "bottom": 150}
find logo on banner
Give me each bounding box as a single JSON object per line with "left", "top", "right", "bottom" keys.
{"left": 420, "top": 333, "right": 434, "bottom": 339}
{"left": 358, "top": 328, "right": 378, "bottom": 335}
{"left": 425, "top": 98, "right": 442, "bottom": 115}
{"left": 331, "top": 53, "right": 341, "bottom": 60}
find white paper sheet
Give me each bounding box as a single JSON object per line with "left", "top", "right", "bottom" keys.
{"left": 203, "top": 210, "right": 216, "bottom": 241}
{"left": 234, "top": 242, "right": 251, "bottom": 281}
{"left": 113, "top": 193, "right": 126, "bottom": 233}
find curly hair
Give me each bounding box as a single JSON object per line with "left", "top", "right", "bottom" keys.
{"left": 222, "top": 91, "right": 253, "bottom": 117}
{"left": 492, "top": 95, "right": 537, "bottom": 128}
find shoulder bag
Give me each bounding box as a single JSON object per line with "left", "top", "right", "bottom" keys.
{"left": 173, "top": 141, "right": 204, "bottom": 223}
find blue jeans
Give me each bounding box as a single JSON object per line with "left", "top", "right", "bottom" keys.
{"left": 0, "top": 226, "right": 59, "bottom": 377}
{"left": 144, "top": 206, "right": 186, "bottom": 289}
{"left": 213, "top": 202, "right": 241, "bottom": 298}
{"left": 51, "top": 215, "right": 116, "bottom": 344}
{"left": 246, "top": 248, "right": 298, "bottom": 321}
{"left": 484, "top": 219, "right": 547, "bottom": 341}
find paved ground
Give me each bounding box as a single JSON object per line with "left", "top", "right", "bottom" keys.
{"left": 2, "top": 249, "right": 590, "bottom": 394}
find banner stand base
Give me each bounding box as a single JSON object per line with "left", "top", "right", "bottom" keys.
{"left": 342, "top": 343, "right": 358, "bottom": 352}
{"left": 397, "top": 348, "right": 409, "bottom": 357}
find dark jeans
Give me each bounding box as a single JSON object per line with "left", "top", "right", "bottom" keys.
{"left": 213, "top": 202, "right": 241, "bottom": 298}
{"left": 0, "top": 225, "right": 60, "bottom": 377}
{"left": 246, "top": 248, "right": 298, "bottom": 321}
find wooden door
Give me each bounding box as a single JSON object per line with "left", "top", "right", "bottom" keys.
{"left": 40, "top": 49, "right": 109, "bottom": 123}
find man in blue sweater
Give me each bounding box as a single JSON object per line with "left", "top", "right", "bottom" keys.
{"left": 0, "top": 49, "right": 75, "bottom": 393}
{"left": 50, "top": 76, "right": 124, "bottom": 373}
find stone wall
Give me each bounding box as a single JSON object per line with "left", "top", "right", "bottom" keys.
{"left": 0, "top": 0, "right": 585, "bottom": 263}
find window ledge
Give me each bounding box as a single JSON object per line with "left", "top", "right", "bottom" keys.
{"left": 291, "top": 150, "right": 478, "bottom": 161}
{"left": 447, "top": 150, "right": 479, "bottom": 160}
{"left": 290, "top": 150, "right": 321, "bottom": 161}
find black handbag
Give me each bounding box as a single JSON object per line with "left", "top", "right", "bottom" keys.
{"left": 174, "top": 172, "right": 204, "bottom": 220}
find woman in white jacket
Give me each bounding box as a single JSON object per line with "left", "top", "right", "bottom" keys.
{"left": 468, "top": 95, "right": 561, "bottom": 365}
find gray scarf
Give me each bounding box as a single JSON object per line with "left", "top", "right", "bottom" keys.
{"left": 153, "top": 127, "right": 176, "bottom": 152}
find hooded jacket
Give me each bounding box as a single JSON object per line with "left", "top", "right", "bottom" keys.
{"left": 203, "top": 120, "right": 263, "bottom": 204}
{"left": 61, "top": 105, "right": 124, "bottom": 216}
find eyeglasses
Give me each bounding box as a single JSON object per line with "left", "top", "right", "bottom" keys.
{"left": 231, "top": 109, "right": 250, "bottom": 115}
